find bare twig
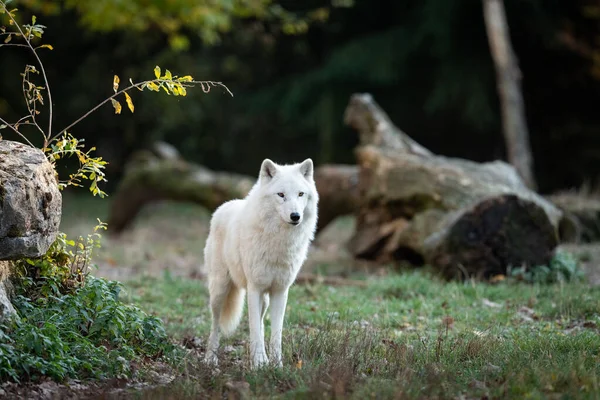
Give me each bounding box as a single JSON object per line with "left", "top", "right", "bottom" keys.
{"left": 3, "top": 3, "right": 54, "bottom": 145}
{"left": 0, "top": 43, "right": 29, "bottom": 49}
{"left": 0, "top": 115, "right": 35, "bottom": 146}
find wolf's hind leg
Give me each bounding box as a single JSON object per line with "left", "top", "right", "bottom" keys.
{"left": 205, "top": 275, "right": 230, "bottom": 365}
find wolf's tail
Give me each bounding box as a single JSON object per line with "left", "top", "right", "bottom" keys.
{"left": 219, "top": 285, "right": 245, "bottom": 336}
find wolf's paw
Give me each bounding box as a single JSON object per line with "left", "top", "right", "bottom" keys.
{"left": 270, "top": 354, "right": 283, "bottom": 368}
{"left": 204, "top": 351, "right": 219, "bottom": 367}
{"left": 251, "top": 352, "right": 269, "bottom": 369}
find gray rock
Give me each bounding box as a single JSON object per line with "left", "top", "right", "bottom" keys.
{"left": 0, "top": 261, "right": 16, "bottom": 320}
{"left": 0, "top": 140, "right": 62, "bottom": 260}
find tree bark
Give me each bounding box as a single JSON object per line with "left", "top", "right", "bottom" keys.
{"left": 483, "top": 0, "right": 536, "bottom": 189}
{"left": 344, "top": 93, "right": 569, "bottom": 279}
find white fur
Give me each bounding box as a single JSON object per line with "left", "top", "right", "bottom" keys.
{"left": 203, "top": 158, "right": 318, "bottom": 368}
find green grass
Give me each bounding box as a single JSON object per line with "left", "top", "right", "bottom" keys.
{"left": 55, "top": 195, "right": 600, "bottom": 397}
{"left": 121, "top": 270, "right": 600, "bottom": 399}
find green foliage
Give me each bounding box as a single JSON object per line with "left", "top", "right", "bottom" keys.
{"left": 45, "top": 134, "right": 108, "bottom": 196}
{"left": 1, "top": 211, "right": 172, "bottom": 384}
{"left": 0, "top": 276, "right": 176, "bottom": 382}
{"left": 16, "top": 0, "right": 338, "bottom": 48}
{"left": 510, "top": 250, "right": 585, "bottom": 284}
{"left": 13, "top": 221, "right": 106, "bottom": 300}
{"left": 0, "top": 1, "right": 231, "bottom": 197}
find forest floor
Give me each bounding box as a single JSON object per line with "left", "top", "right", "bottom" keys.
{"left": 6, "top": 194, "right": 600, "bottom": 399}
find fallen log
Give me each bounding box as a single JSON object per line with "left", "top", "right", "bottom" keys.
{"left": 344, "top": 93, "right": 572, "bottom": 279}
{"left": 547, "top": 192, "right": 600, "bottom": 243}
{"left": 107, "top": 143, "right": 359, "bottom": 235}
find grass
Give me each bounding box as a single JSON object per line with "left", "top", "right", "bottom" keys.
{"left": 56, "top": 194, "right": 600, "bottom": 398}
{"left": 121, "top": 270, "right": 600, "bottom": 399}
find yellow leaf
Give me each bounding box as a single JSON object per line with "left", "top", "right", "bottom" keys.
{"left": 4, "top": 34, "right": 11, "bottom": 44}
{"left": 178, "top": 85, "right": 187, "bottom": 96}
{"left": 40, "top": 44, "right": 53, "bottom": 50}
{"left": 111, "top": 98, "right": 122, "bottom": 114}
{"left": 124, "top": 92, "right": 134, "bottom": 113}
{"left": 146, "top": 82, "right": 159, "bottom": 91}
{"left": 113, "top": 75, "right": 120, "bottom": 93}
{"left": 165, "top": 69, "right": 172, "bottom": 80}
{"left": 154, "top": 65, "right": 161, "bottom": 79}
{"left": 178, "top": 75, "right": 193, "bottom": 82}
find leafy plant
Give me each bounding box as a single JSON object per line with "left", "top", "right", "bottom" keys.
{"left": 509, "top": 250, "right": 584, "bottom": 284}
{"left": 12, "top": 221, "right": 106, "bottom": 301}
{"left": 0, "top": 0, "right": 232, "bottom": 198}
{"left": 0, "top": 276, "right": 177, "bottom": 382}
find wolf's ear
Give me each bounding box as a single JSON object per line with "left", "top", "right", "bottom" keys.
{"left": 260, "top": 159, "right": 278, "bottom": 181}
{"left": 299, "top": 158, "right": 314, "bottom": 180}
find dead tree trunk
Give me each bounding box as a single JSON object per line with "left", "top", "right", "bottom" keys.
{"left": 344, "top": 93, "right": 570, "bottom": 279}
{"left": 107, "top": 143, "right": 358, "bottom": 235}
{"left": 483, "top": 0, "right": 536, "bottom": 189}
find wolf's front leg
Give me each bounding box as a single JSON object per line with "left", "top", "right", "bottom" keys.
{"left": 248, "top": 287, "right": 269, "bottom": 368}
{"left": 269, "top": 288, "right": 289, "bottom": 367}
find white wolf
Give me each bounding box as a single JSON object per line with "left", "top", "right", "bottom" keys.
{"left": 203, "top": 158, "right": 318, "bottom": 368}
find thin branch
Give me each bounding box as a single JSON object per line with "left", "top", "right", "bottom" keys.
{"left": 52, "top": 81, "right": 148, "bottom": 143}
{"left": 190, "top": 80, "right": 234, "bottom": 97}
{"left": 0, "top": 115, "right": 35, "bottom": 147}
{"left": 4, "top": 5, "right": 54, "bottom": 144}
{"left": 52, "top": 79, "right": 233, "bottom": 143}
{"left": 0, "top": 43, "right": 29, "bottom": 49}
{"left": 22, "top": 67, "right": 46, "bottom": 137}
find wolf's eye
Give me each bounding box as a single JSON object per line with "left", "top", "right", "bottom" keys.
{"left": 299, "top": 192, "right": 304, "bottom": 197}
{"left": 277, "top": 192, "right": 285, "bottom": 198}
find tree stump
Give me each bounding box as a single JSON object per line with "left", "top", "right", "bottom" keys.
{"left": 344, "top": 93, "right": 568, "bottom": 279}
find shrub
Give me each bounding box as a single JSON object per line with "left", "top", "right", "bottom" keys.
{"left": 509, "top": 250, "right": 584, "bottom": 284}
{"left": 0, "top": 275, "right": 176, "bottom": 382}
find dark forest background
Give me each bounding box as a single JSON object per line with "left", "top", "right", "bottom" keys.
{"left": 1, "top": 0, "right": 599, "bottom": 193}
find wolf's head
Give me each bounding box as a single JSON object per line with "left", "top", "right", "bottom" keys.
{"left": 257, "top": 158, "right": 318, "bottom": 227}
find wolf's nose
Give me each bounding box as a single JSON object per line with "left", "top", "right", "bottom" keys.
{"left": 290, "top": 212, "right": 300, "bottom": 222}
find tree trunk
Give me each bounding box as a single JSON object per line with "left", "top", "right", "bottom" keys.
{"left": 344, "top": 93, "right": 569, "bottom": 279}
{"left": 107, "top": 143, "right": 358, "bottom": 235}
{"left": 483, "top": 0, "right": 536, "bottom": 189}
